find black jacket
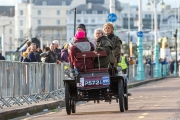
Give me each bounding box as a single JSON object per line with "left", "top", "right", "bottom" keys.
{"left": 0, "top": 54, "right": 5, "bottom": 60}
{"left": 34, "top": 51, "right": 41, "bottom": 62}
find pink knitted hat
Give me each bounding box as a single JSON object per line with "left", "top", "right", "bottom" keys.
{"left": 75, "top": 30, "right": 85, "bottom": 39}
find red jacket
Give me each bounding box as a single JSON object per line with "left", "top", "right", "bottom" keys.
{"left": 69, "top": 38, "right": 94, "bottom": 72}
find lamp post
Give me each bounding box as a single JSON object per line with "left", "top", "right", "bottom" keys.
{"left": 146, "top": 0, "right": 165, "bottom": 77}
{"left": 174, "top": 29, "right": 178, "bottom": 76}
{"left": 137, "top": 0, "right": 145, "bottom": 80}
{"left": 0, "top": 23, "right": 11, "bottom": 56}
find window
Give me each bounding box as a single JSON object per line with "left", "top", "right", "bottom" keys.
{"left": 57, "top": 10, "right": 60, "bottom": 15}
{"left": 136, "top": 14, "right": 138, "bottom": 18}
{"left": 92, "top": 11, "right": 97, "bottom": 14}
{"left": 124, "top": 14, "right": 127, "bottom": 17}
{"left": 103, "top": 11, "right": 108, "bottom": 14}
{"left": 38, "top": 20, "right": 41, "bottom": 25}
{"left": 62, "top": 1, "right": 66, "bottom": 5}
{"left": 20, "top": 10, "right": 23, "bottom": 15}
{"left": 81, "top": 11, "right": 86, "bottom": 14}
{"left": 9, "top": 29, "right": 12, "bottom": 34}
{"left": 20, "top": 20, "right": 23, "bottom": 26}
{"left": 71, "top": 11, "right": 74, "bottom": 14}
{"left": 149, "top": 15, "right": 151, "bottom": 18}
{"left": 38, "top": 30, "right": 41, "bottom": 34}
{"left": 145, "top": 14, "right": 148, "bottom": 18}
{"left": 158, "top": 14, "right": 161, "bottom": 19}
{"left": 84, "top": 19, "right": 88, "bottom": 23}
{"left": 91, "top": 19, "right": 95, "bottom": 23}
{"left": 38, "top": 10, "right": 41, "bottom": 15}
{"left": 91, "top": 29, "right": 94, "bottom": 34}
{"left": 66, "top": 10, "right": 69, "bottom": 14}
{"left": 20, "top": 30, "right": 23, "bottom": 38}
{"left": 57, "top": 20, "right": 60, "bottom": 25}
{"left": 57, "top": 30, "right": 60, "bottom": 38}
{"left": 77, "top": 19, "right": 81, "bottom": 23}
{"left": 9, "top": 37, "right": 12, "bottom": 42}
{"left": 42, "top": 1, "right": 47, "bottom": 5}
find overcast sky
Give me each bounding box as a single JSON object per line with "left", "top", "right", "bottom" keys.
{"left": 0, "top": 0, "right": 179, "bottom": 10}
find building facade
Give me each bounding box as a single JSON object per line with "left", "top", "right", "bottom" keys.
{"left": 15, "top": 0, "right": 73, "bottom": 48}
{"left": 0, "top": 6, "right": 15, "bottom": 52}
{"left": 66, "top": 0, "right": 122, "bottom": 42}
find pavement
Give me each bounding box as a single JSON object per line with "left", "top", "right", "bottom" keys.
{"left": 0, "top": 76, "right": 179, "bottom": 120}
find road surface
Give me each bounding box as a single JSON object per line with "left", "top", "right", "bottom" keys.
{"left": 19, "top": 78, "right": 180, "bottom": 120}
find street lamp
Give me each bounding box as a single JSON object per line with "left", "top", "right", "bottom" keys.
{"left": 146, "top": 0, "right": 166, "bottom": 78}
{"left": 137, "top": 0, "right": 145, "bottom": 80}
{"left": 0, "top": 23, "right": 11, "bottom": 56}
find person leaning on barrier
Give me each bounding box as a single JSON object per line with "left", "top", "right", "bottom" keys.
{"left": 22, "top": 47, "right": 31, "bottom": 62}
{"left": 20, "top": 40, "right": 31, "bottom": 62}
{"left": 52, "top": 40, "right": 61, "bottom": 61}
{"left": 40, "top": 47, "right": 50, "bottom": 63}
{"left": 40, "top": 43, "right": 60, "bottom": 64}
{"left": 0, "top": 50, "right": 5, "bottom": 60}
{"left": 27, "top": 43, "right": 39, "bottom": 62}
{"left": 93, "top": 28, "right": 114, "bottom": 68}
{"left": 60, "top": 43, "right": 69, "bottom": 63}
{"left": 33, "top": 44, "right": 41, "bottom": 62}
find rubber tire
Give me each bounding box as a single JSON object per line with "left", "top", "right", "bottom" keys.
{"left": 118, "top": 80, "right": 125, "bottom": 112}
{"left": 124, "top": 82, "right": 128, "bottom": 110}
{"left": 65, "top": 83, "right": 71, "bottom": 115}
{"left": 71, "top": 100, "right": 76, "bottom": 113}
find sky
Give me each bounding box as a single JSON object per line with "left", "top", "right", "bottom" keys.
{"left": 0, "top": 0, "right": 179, "bottom": 10}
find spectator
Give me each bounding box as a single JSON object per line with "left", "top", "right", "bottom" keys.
{"left": 0, "top": 50, "right": 5, "bottom": 60}
{"left": 60, "top": 43, "right": 69, "bottom": 63}
{"left": 20, "top": 41, "right": 31, "bottom": 61}
{"left": 52, "top": 40, "right": 61, "bottom": 61}
{"left": 43, "top": 43, "right": 59, "bottom": 63}
{"left": 22, "top": 47, "right": 31, "bottom": 62}
{"left": 34, "top": 44, "right": 41, "bottom": 62}
{"left": 27, "top": 43, "right": 38, "bottom": 62}
{"left": 40, "top": 47, "right": 50, "bottom": 63}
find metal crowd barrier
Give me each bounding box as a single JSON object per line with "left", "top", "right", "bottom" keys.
{"left": 128, "top": 64, "right": 171, "bottom": 81}
{"left": 0, "top": 61, "right": 68, "bottom": 109}
{"left": 0, "top": 60, "right": 172, "bottom": 109}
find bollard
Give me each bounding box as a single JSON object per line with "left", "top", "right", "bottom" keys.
{"left": 174, "top": 62, "right": 177, "bottom": 76}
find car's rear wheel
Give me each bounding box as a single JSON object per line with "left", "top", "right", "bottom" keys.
{"left": 65, "top": 82, "right": 71, "bottom": 115}
{"left": 118, "top": 80, "right": 125, "bottom": 112}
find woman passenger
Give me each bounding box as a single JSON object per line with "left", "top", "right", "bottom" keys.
{"left": 93, "top": 28, "right": 113, "bottom": 68}
{"left": 103, "top": 23, "right": 122, "bottom": 75}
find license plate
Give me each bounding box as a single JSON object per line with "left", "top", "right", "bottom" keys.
{"left": 84, "top": 80, "right": 101, "bottom": 86}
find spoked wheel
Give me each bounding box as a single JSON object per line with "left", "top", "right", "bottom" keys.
{"left": 118, "top": 80, "right": 125, "bottom": 112}
{"left": 71, "top": 99, "right": 76, "bottom": 113}
{"left": 124, "top": 79, "right": 128, "bottom": 110}
{"left": 65, "top": 82, "right": 71, "bottom": 115}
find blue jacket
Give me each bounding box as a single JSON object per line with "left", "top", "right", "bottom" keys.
{"left": 27, "top": 52, "right": 37, "bottom": 62}
{"left": 0, "top": 54, "right": 5, "bottom": 60}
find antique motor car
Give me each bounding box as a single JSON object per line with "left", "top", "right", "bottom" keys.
{"left": 63, "top": 50, "right": 131, "bottom": 115}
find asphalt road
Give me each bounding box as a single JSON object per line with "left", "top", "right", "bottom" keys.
{"left": 20, "top": 78, "right": 180, "bottom": 120}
